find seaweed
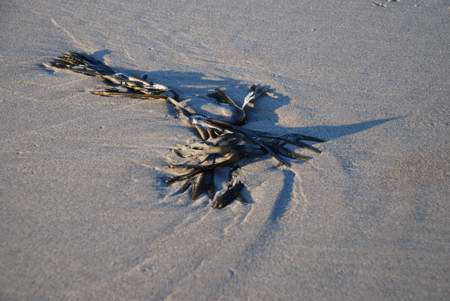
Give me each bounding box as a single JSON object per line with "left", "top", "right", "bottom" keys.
{"left": 47, "top": 51, "right": 324, "bottom": 209}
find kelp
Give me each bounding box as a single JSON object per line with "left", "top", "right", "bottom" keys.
{"left": 48, "top": 51, "right": 324, "bottom": 209}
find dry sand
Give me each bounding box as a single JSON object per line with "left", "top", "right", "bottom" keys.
{"left": 1, "top": 0, "right": 449, "bottom": 300}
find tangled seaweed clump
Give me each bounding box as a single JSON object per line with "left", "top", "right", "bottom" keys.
{"left": 47, "top": 51, "right": 324, "bottom": 209}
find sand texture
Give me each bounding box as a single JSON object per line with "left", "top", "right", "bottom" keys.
{"left": 1, "top": 0, "right": 449, "bottom": 300}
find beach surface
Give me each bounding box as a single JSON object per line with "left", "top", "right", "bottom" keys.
{"left": 1, "top": 0, "right": 449, "bottom": 300}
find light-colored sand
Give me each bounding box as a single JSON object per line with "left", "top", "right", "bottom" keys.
{"left": 1, "top": 0, "right": 449, "bottom": 300}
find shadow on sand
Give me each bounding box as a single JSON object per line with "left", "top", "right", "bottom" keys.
{"left": 265, "top": 116, "right": 403, "bottom": 229}
{"left": 49, "top": 50, "right": 402, "bottom": 216}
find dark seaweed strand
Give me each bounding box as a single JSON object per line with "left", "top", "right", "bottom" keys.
{"left": 204, "top": 169, "right": 215, "bottom": 199}
{"left": 213, "top": 166, "right": 245, "bottom": 209}
{"left": 213, "top": 182, "right": 245, "bottom": 209}
{"left": 191, "top": 171, "right": 206, "bottom": 200}
{"left": 165, "top": 169, "right": 204, "bottom": 184}
{"left": 178, "top": 178, "right": 194, "bottom": 194}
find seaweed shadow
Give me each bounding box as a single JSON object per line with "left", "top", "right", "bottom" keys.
{"left": 265, "top": 116, "right": 404, "bottom": 226}
{"left": 267, "top": 169, "right": 295, "bottom": 228}
{"left": 54, "top": 51, "right": 402, "bottom": 212}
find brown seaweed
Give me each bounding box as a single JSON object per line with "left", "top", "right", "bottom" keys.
{"left": 47, "top": 51, "right": 324, "bottom": 209}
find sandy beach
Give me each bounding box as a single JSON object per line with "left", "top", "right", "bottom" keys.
{"left": 1, "top": 0, "right": 449, "bottom": 300}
